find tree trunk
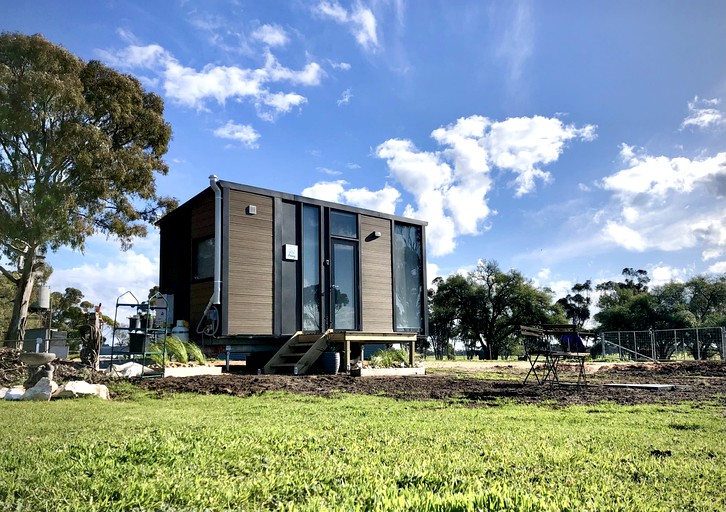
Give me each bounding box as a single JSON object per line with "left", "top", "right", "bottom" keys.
{"left": 4, "top": 248, "right": 37, "bottom": 348}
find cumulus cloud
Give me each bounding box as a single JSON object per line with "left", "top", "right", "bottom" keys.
{"left": 251, "top": 24, "right": 289, "bottom": 47}
{"left": 649, "top": 264, "right": 688, "bottom": 286}
{"left": 315, "top": 1, "right": 379, "bottom": 52}
{"left": 681, "top": 96, "right": 725, "bottom": 131}
{"left": 213, "top": 121, "right": 260, "bottom": 148}
{"left": 100, "top": 44, "right": 323, "bottom": 119}
{"left": 48, "top": 249, "right": 159, "bottom": 319}
{"left": 301, "top": 180, "right": 400, "bottom": 214}
{"left": 598, "top": 145, "right": 726, "bottom": 259}
{"left": 375, "top": 115, "right": 596, "bottom": 256}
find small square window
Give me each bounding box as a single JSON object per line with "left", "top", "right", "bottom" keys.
{"left": 193, "top": 237, "right": 215, "bottom": 280}
{"left": 330, "top": 210, "right": 357, "bottom": 238}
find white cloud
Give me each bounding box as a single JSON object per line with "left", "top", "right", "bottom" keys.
{"left": 337, "top": 88, "right": 353, "bottom": 106}
{"left": 375, "top": 114, "right": 595, "bottom": 256}
{"left": 301, "top": 180, "right": 400, "bottom": 214}
{"left": 681, "top": 96, "right": 725, "bottom": 131}
{"left": 649, "top": 264, "right": 687, "bottom": 286}
{"left": 302, "top": 180, "right": 347, "bottom": 202}
{"left": 537, "top": 268, "right": 551, "bottom": 280}
{"left": 48, "top": 249, "right": 159, "bottom": 320}
{"left": 426, "top": 263, "right": 440, "bottom": 286}
{"left": 101, "top": 44, "right": 323, "bottom": 119}
{"left": 213, "top": 121, "right": 260, "bottom": 148}
{"left": 315, "top": 1, "right": 379, "bottom": 52}
{"left": 707, "top": 261, "right": 726, "bottom": 274}
{"left": 318, "top": 167, "right": 342, "bottom": 176}
{"left": 602, "top": 221, "right": 646, "bottom": 252}
{"left": 598, "top": 148, "right": 726, "bottom": 259}
{"left": 251, "top": 24, "right": 289, "bottom": 47}
{"left": 329, "top": 60, "right": 352, "bottom": 70}
{"left": 486, "top": 116, "right": 596, "bottom": 196}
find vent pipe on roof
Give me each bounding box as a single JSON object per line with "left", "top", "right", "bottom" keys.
{"left": 209, "top": 175, "right": 222, "bottom": 305}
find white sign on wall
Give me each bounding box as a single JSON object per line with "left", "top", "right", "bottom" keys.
{"left": 284, "top": 244, "right": 299, "bottom": 261}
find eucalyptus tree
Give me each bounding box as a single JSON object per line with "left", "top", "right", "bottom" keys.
{"left": 556, "top": 280, "right": 592, "bottom": 327}
{"left": 429, "top": 261, "right": 564, "bottom": 360}
{"left": 0, "top": 33, "right": 175, "bottom": 346}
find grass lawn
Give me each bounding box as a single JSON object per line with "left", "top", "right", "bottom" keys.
{"left": 0, "top": 385, "right": 724, "bottom": 511}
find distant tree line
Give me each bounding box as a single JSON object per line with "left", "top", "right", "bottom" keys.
{"left": 425, "top": 263, "right": 726, "bottom": 361}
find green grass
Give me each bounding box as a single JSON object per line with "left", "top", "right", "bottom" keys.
{"left": 0, "top": 387, "right": 724, "bottom": 511}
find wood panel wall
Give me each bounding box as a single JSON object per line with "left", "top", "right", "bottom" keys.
{"left": 226, "top": 190, "right": 274, "bottom": 335}
{"left": 360, "top": 216, "right": 393, "bottom": 332}
{"left": 189, "top": 193, "right": 215, "bottom": 331}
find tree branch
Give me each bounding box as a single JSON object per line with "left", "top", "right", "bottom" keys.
{"left": 0, "top": 264, "right": 19, "bottom": 285}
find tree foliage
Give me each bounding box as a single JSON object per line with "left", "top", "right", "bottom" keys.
{"left": 0, "top": 33, "right": 175, "bottom": 345}
{"left": 595, "top": 269, "right": 726, "bottom": 359}
{"left": 428, "top": 261, "right": 565, "bottom": 360}
{"left": 556, "top": 280, "right": 592, "bottom": 327}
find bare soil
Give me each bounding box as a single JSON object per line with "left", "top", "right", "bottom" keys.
{"left": 135, "top": 360, "right": 726, "bottom": 408}
{"left": 3, "top": 347, "right": 723, "bottom": 407}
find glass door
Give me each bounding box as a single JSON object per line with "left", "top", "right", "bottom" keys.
{"left": 331, "top": 239, "right": 358, "bottom": 330}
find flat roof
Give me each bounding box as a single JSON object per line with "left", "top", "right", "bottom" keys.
{"left": 158, "top": 180, "right": 427, "bottom": 227}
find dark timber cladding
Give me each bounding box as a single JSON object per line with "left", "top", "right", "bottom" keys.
{"left": 157, "top": 180, "right": 428, "bottom": 342}
{"left": 189, "top": 192, "right": 215, "bottom": 330}
{"left": 360, "top": 216, "right": 393, "bottom": 332}
{"left": 225, "top": 189, "right": 274, "bottom": 335}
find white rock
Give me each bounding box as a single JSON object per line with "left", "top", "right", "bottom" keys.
{"left": 4, "top": 387, "right": 25, "bottom": 401}
{"left": 21, "top": 378, "right": 58, "bottom": 401}
{"left": 0, "top": 388, "right": 8, "bottom": 399}
{"left": 106, "top": 361, "right": 154, "bottom": 377}
{"left": 55, "top": 380, "right": 109, "bottom": 400}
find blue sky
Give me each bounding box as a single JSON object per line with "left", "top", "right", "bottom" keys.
{"left": 3, "top": 0, "right": 726, "bottom": 318}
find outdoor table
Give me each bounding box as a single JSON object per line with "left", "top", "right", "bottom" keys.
{"left": 523, "top": 351, "right": 588, "bottom": 387}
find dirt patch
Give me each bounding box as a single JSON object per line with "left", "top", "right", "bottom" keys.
{"left": 4, "top": 349, "right": 723, "bottom": 408}
{"left": 136, "top": 360, "right": 726, "bottom": 408}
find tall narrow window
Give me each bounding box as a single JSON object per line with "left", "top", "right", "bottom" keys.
{"left": 193, "top": 236, "right": 214, "bottom": 281}
{"left": 393, "top": 223, "right": 423, "bottom": 331}
{"left": 302, "top": 206, "right": 321, "bottom": 331}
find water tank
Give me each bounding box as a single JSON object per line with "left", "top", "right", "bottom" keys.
{"left": 37, "top": 285, "right": 51, "bottom": 310}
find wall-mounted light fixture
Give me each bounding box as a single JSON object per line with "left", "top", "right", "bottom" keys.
{"left": 365, "top": 231, "right": 383, "bottom": 242}
{"left": 246, "top": 205, "right": 257, "bottom": 215}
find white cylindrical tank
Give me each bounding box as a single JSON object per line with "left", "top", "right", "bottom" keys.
{"left": 37, "top": 285, "right": 51, "bottom": 310}
{"left": 171, "top": 320, "right": 189, "bottom": 341}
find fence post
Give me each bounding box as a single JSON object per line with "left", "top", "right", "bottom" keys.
{"left": 696, "top": 329, "right": 700, "bottom": 360}
{"left": 650, "top": 329, "right": 655, "bottom": 362}
{"left": 674, "top": 330, "right": 679, "bottom": 360}
{"left": 722, "top": 327, "right": 726, "bottom": 361}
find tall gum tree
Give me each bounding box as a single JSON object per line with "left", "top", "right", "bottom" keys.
{"left": 0, "top": 33, "right": 176, "bottom": 346}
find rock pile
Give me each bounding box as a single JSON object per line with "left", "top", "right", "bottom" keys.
{"left": 1, "top": 378, "right": 109, "bottom": 401}
{"left": 1, "top": 349, "right": 109, "bottom": 401}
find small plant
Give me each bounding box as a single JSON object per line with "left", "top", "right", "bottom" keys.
{"left": 370, "top": 347, "right": 411, "bottom": 368}
{"left": 147, "top": 336, "right": 206, "bottom": 366}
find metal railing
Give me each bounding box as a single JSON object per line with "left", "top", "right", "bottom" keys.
{"left": 600, "top": 327, "right": 725, "bottom": 361}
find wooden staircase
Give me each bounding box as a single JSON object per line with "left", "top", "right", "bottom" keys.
{"left": 263, "top": 330, "right": 333, "bottom": 375}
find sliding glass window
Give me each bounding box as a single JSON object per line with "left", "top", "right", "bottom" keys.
{"left": 393, "top": 223, "right": 424, "bottom": 331}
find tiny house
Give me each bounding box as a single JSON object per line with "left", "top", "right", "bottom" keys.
{"left": 157, "top": 177, "right": 427, "bottom": 372}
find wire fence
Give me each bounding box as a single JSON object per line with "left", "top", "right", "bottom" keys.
{"left": 600, "top": 327, "right": 726, "bottom": 362}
